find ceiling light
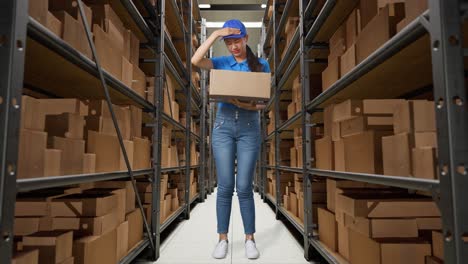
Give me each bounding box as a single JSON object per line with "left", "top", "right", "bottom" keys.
{"left": 261, "top": 4, "right": 267, "bottom": 8}
{"left": 206, "top": 22, "right": 263, "bottom": 28}
{"left": 199, "top": 4, "right": 211, "bottom": 8}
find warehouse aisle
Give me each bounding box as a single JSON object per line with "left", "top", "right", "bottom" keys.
{"left": 152, "top": 189, "right": 311, "bottom": 264}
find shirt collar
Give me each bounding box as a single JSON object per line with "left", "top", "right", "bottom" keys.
{"left": 229, "top": 55, "right": 247, "bottom": 67}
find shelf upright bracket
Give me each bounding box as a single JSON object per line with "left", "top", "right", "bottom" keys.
{"left": 429, "top": 0, "right": 468, "bottom": 263}
{"left": 184, "top": 0, "right": 194, "bottom": 219}
{"left": 0, "top": 0, "right": 28, "bottom": 263}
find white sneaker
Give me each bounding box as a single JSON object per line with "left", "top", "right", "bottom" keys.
{"left": 245, "top": 240, "right": 260, "bottom": 259}
{"left": 212, "top": 240, "right": 228, "bottom": 259}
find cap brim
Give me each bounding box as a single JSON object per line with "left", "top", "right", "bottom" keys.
{"left": 221, "top": 34, "right": 245, "bottom": 40}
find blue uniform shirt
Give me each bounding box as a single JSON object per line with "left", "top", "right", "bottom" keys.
{"left": 210, "top": 55, "right": 271, "bottom": 109}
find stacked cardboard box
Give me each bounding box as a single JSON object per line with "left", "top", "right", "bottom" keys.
{"left": 19, "top": 96, "right": 150, "bottom": 178}
{"left": 137, "top": 174, "right": 176, "bottom": 224}
{"left": 86, "top": 100, "right": 151, "bottom": 172}
{"left": 322, "top": 187, "right": 441, "bottom": 263}
{"left": 14, "top": 182, "right": 141, "bottom": 263}
{"left": 281, "top": 17, "right": 300, "bottom": 60}
{"left": 316, "top": 99, "right": 437, "bottom": 179}
{"left": 282, "top": 175, "right": 326, "bottom": 225}
{"left": 30, "top": 2, "right": 145, "bottom": 97}
{"left": 289, "top": 128, "right": 302, "bottom": 168}
{"left": 322, "top": 2, "right": 410, "bottom": 91}
{"left": 163, "top": 73, "right": 180, "bottom": 122}
{"left": 18, "top": 96, "right": 91, "bottom": 179}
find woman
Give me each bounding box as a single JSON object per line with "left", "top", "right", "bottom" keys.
{"left": 191, "top": 19, "right": 270, "bottom": 259}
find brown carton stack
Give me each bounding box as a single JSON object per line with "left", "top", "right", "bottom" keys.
{"left": 22, "top": 230, "right": 73, "bottom": 263}
{"left": 333, "top": 190, "right": 440, "bottom": 263}
{"left": 137, "top": 174, "right": 169, "bottom": 223}
{"left": 281, "top": 17, "right": 299, "bottom": 60}
{"left": 164, "top": 73, "right": 179, "bottom": 122}
{"left": 383, "top": 100, "right": 437, "bottom": 179}
{"left": 317, "top": 99, "right": 409, "bottom": 174}
{"left": 18, "top": 96, "right": 93, "bottom": 178}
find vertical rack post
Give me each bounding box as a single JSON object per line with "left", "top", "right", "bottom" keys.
{"left": 0, "top": 0, "right": 28, "bottom": 262}
{"left": 200, "top": 18, "right": 208, "bottom": 201}
{"left": 151, "top": 0, "right": 166, "bottom": 260}
{"left": 272, "top": 0, "right": 281, "bottom": 219}
{"left": 429, "top": 0, "right": 468, "bottom": 263}
{"left": 184, "top": 0, "right": 193, "bottom": 219}
{"left": 300, "top": 0, "right": 314, "bottom": 260}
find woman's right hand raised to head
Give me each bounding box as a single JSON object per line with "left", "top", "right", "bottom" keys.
{"left": 215, "top": 27, "right": 241, "bottom": 38}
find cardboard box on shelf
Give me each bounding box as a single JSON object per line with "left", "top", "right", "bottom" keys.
{"left": 414, "top": 132, "right": 437, "bottom": 148}
{"left": 121, "top": 57, "right": 133, "bottom": 88}
{"left": 412, "top": 147, "right": 437, "bottom": 180}
{"left": 415, "top": 217, "right": 442, "bottom": 231}
{"left": 171, "top": 197, "right": 180, "bottom": 211}
{"left": 333, "top": 140, "right": 346, "bottom": 172}
{"left": 333, "top": 99, "right": 363, "bottom": 122}
{"left": 363, "top": 99, "right": 404, "bottom": 115}
{"left": 165, "top": 195, "right": 172, "bottom": 217}
{"left": 130, "top": 106, "right": 142, "bottom": 138}
{"left": 287, "top": 102, "right": 296, "bottom": 119}
{"left": 28, "top": 0, "right": 48, "bottom": 24}
{"left": 344, "top": 130, "right": 390, "bottom": 174}
{"left": 296, "top": 146, "right": 303, "bottom": 168}
{"left": 49, "top": 0, "right": 93, "bottom": 27}
{"left": 46, "top": 12, "right": 63, "bottom": 37}
{"left": 337, "top": 223, "right": 349, "bottom": 260}
{"left": 329, "top": 24, "right": 346, "bottom": 62}
{"left": 93, "top": 181, "right": 135, "bottom": 214}
{"left": 116, "top": 221, "right": 129, "bottom": 261}
{"left": 283, "top": 195, "right": 290, "bottom": 210}
{"left": 336, "top": 192, "right": 440, "bottom": 218}
{"left": 53, "top": 11, "right": 91, "bottom": 58}
{"left": 133, "top": 137, "right": 151, "bottom": 170}
{"left": 87, "top": 131, "right": 133, "bottom": 173}
{"left": 340, "top": 44, "right": 356, "bottom": 76}
{"left": 290, "top": 192, "right": 298, "bottom": 217}
{"left": 44, "top": 149, "right": 62, "bottom": 176}
{"left": 51, "top": 193, "right": 118, "bottom": 217}
{"left": 40, "top": 98, "right": 88, "bottom": 117}
{"left": 171, "top": 101, "right": 180, "bottom": 123}
{"left": 83, "top": 188, "right": 125, "bottom": 223}
{"left": 132, "top": 65, "right": 146, "bottom": 98}
{"left": 356, "top": 3, "right": 405, "bottom": 63}
{"left": 359, "top": 0, "right": 378, "bottom": 30}
{"left": 52, "top": 136, "right": 85, "bottom": 175}
{"left": 290, "top": 147, "right": 297, "bottom": 168}
{"left": 432, "top": 230, "right": 444, "bottom": 260}
{"left": 349, "top": 229, "right": 431, "bottom": 264}
{"left": 326, "top": 179, "right": 382, "bottom": 213}
{"left": 344, "top": 214, "right": 419, "bottom": 238}
{"left": 51, "top": 209, "right": 119, "bottom": 236}
{"left": 298, "top": 196, "right": 304, "bottom": 223}
{"left": 125, "top": 209, "right": 143, "bottom": 250}
{"left": 93, "top": 24, "right": 123, "bottom": 80}
{"left": 12, "top": 249, "right": 39, "bottom": 264}
{"left": 346, "top": 8, "right": 361, "bottom": 48}
{"left": 322, "top": 57, "right": 340, "bottom": 92}
{"left": 82, "top": 153, "right": 96, "bottom": 174}
{"left": 382, "top": 133, "right": 412, "bottom": 177}
{"left": 18, "top": 129, "right": 47, "bottom": 179}
{"left": 393, "top": 100, "right": 437, "bottom": 133}
{"left": 73, "top": 229, "right": 117, "bottom": 264}
{"left": 318, "top": 208, "right": 338, "bottom": 251}
{"left": 45, "top": 113, "right": 85, "bottom": 140}
{"left": 209, "top": 70, "right": 271, "bottom": 101}
{"left": 315, "top": 136, "right": 334, "bottom": 170}
{"left": 21, "top": 96, "right": 45, "bottom": 131}
{"left": 23, "top": 230, "right": 73, "bottom": 263}
{"left": 126, "top": 29, "right": 140, "bottom": 65}
{"left": 14, "top": 217, "right": 50, "bottom": 236}
{"left": 59, "top": 256, "right": 74, "bottom": 264}
{"left": 405, "top": 0, "right": 429, "bottom": 23}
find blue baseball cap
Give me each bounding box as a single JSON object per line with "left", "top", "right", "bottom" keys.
{"left": 221, "top": 19, "right": 247, "bottom": 39}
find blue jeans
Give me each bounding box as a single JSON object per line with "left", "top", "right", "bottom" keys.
{"left": 212, "top": 105, "right": 260, "bottom": 235}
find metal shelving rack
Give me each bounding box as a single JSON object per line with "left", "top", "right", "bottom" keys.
{"left": 0, "top": 0, "right": 210, "bottom": 263}
{"left": 258, "top": 0, "right": 468, "bottom": 263}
